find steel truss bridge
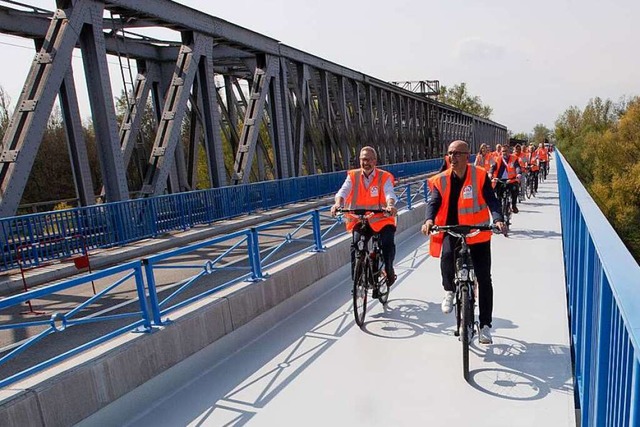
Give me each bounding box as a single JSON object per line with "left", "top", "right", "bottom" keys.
{"left": 0, "top": 0, "right": 507, "bottom": 217}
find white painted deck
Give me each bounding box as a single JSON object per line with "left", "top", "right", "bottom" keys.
{"left": 81, "top": 164, "right": 575, "bottom": 427}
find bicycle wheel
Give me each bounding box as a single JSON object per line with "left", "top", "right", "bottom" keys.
{"left": 353, "top": 257, "right": 368, "bottom": 327}
{"left": 460, "top": 285, "right": 470, "bottom": 381}
{"left": 525, "top": 176, "right": 532, "bottom": 199}
{"left": 502, "top": 195, "right": 511, "bottom": 226}
{"left": 454, "top": 286, "right": 461, "bottom": 337}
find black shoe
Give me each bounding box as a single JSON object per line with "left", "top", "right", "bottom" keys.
{"left": 386, "top": 269, "right": 396, "bottom": 287}
{"left": 372, "top": 288, "right": 380, "bottom": 299}
{"left": 512, "top": 206, "right": 519, "bottom": 214}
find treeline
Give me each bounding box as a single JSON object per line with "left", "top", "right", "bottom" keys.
{"left": 555, "top": 96, "right": 640, "bottom": 261}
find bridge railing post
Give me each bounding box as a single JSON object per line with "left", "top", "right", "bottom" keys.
{"left": 312, "top": 210, "right": 324, "bottom": 252}
{"left": 142, "top": 258, "right": 163, "bottom": 325}
{"left": 248, "top": 228, "right": 263, "bottom": 280}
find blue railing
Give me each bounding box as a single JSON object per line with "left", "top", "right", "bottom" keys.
{"left": 0, "top": 180, "right": 430, "bottom": 388}
{"left": 557, "top": 152, "right": 640, "bottom": 426}
{"left": 0, "top": 261, "right": 150, "bottom": 388}
{"left": 0, "top": 159, "right": 441, "bottom": 272}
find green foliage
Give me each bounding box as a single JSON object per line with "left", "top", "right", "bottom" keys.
{"left": 531, "top": 124, "right": 552, "bottom": 145}
{"left": 438, "top": 82, "right": 493, "bottom": 119}
{"left": 512, "top": 132, "right": 529, "bottom": 141}
{"left": 555, "top": 96, "right": 640, "bottom": 261}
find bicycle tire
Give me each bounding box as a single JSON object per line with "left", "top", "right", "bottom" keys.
{"left": 502, "top": 194, "right": 511, "bottom": 226}
{"left": 353, "top": 258, "right": 368, "bottom": 327}
{"left": 461, "top": 285, "right": 470, "bottom": 381}
{"left": 525, "top": 176, "right": 532, "bottom": 199}
{"left": 454, "top": 287, "right": 461, "bottom": 337}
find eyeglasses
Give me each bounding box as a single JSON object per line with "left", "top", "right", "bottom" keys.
{"left": 448, "top": 151, "right": 469, "bottom": 157}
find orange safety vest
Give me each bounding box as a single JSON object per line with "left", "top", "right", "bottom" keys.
{"left": 344, "top": 168, "right": 397, "bottom": 232}
{"left": 475, "top": 153, "right": 494, "bottom": 172}
{"left": 428, "top": 165, "right": 492, "bottom": 258}
{"left": 516, "top": 152, "right": 530, "bottom": 168}
{"left": 492, "top": 154, "right": 519, "bottom": 183}
{"left": 530, "top": 151, "right": 540, "bottom": 171}
{"left": 536, "top": 148, "right": 549, "bottom": 162}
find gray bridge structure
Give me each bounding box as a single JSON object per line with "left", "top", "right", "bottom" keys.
{"left": 0, "top": 0, "right": 506, "bottom": 218}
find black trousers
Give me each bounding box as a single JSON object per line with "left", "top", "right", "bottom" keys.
{"left": 440, "top": 236, "right": 493, "bottom": 328}
{"left": 531, "top": 170, "right": 539, "bottom": 191}
{"left": 351, "top": 224, "right": 396, "bottom": 279}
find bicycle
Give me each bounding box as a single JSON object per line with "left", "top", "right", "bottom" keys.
{"left": 431, "top": 224, "right": 498, "bottom": 381}
{"left": 493, "top": 179, "right": 512, "bottom": 226}
{"left": 338, "top": 208, "right": 392, "bottom": 327}
{"left": 539, "top": 161, "right": 548, "bottom": 182}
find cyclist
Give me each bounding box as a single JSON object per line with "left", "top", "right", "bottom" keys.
{"left": 529, "top": 143, "right": 540, "bottom": 193}
{"left": 534, "top": 142, "right": 549, "bottom": 179}
{"left": 474, "top": 143, "right": 494, "bottom": 173}
{"left": 331, "top": 146, "right": 398, "bottom": 293}
{"left": 421, "top": 140, "right": 507, "bottom": 344}
{"left": 514, "top": 144, "right": 530, "bottom": 198}
{"left": 489, "top": 145, "right": 522, "bottom": 214}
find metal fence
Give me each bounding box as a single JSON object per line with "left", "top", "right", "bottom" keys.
{"left": 557, "top": 152, "right": 640, "bottom": 426}
{"left": 0, "top": 159, "right": 441, "bottom": 272}
{"left": 0, "top": 180, "right": 430, "bottom": 388}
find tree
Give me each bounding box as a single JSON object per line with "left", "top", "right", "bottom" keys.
{"left": 555, "top": 96, "right": 640, "bottom": 261}
{"left": 438, "top": 82, "right": 493, "bottom": 119}
{"left": 531, "top": 124, "right": 552, "bottom": 145}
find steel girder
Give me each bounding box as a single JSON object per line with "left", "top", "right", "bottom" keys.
{"left": 0, "top": 1, "right": 508, "bottom": 216}
{"left": 0, "top": 0, "right": 129, "bottom": 217}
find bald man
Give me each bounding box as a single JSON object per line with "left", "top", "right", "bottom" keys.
{"left": 422, "top": 140, "right": 507, "bottom": 344}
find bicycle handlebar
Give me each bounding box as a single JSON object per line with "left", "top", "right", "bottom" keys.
{"left": 336, "top": 208, "right": 391, "bottom": 217}
{"left": 431, "top": 224, "right": 499, "bottom": 237}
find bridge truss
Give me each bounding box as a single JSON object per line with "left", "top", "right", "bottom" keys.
{"left": 0, "top": 0, "right": 507, "bottom": 216}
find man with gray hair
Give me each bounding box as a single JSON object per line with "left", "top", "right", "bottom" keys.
{"left": 331, "top": 146, "right": 398, "bottom": 295}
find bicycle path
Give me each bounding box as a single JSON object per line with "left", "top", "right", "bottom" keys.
{"left": 81, "top": 164, "right": 575, "bottom": 426}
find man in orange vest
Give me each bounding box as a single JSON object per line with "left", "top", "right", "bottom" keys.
{"left": 421, "top": 140, "right": 507, "bottom": 344}
{"left": 331, "top": 146, "right": 398, "bottom": 290}
{"left": 489, "top": 145, "right": 522, "bottom": 213}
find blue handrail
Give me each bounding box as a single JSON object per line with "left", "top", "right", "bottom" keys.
{"left": 0, "top": 159, "right": 441, "bottom": 271}
{"left": 557, "top": 151, "right": 640, "bottom": 426}
{"left": 0, "top": 260, "right": 150, "bottom": 388}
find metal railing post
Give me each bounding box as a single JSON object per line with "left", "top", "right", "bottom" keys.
{"left": 133, "top": 263, "right": 153, "bottom": 331}
{"left": 142, "top": 258, "right": 163, "bottom": 325}
{"left": 248, "top": 229, "right": 263, "bottom": 280}
{"left": 312, "top": 210, "right": 324, "bottom": 252}
{"left": 406, "top": 184, "right": 412, "bottom": 210}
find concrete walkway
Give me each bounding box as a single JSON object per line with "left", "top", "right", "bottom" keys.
{"left": 81, "top": 165, "right": 575, "bottom": 427}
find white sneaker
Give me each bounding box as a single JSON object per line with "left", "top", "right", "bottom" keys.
{"left": 479, "top": 325, "right": 493, "bottom": 344}
{"left": 441, "top": 291, "right": 454, "bottom": 314}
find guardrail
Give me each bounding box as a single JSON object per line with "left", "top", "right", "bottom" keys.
{"left": 0, "top": 180, "right": 429, "bottom": 388}
{"left": 0, "top": 261, "right": 150, "bottom": 388}
{"left": 557, "top": 152, "right": 640, "bottom": 426}
{"left": 0, "top": 159, "right": 441, "bottom": 272}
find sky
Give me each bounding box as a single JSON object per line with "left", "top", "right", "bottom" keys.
{"left": 0, "top": 0, "right": 638, "bottom": 134}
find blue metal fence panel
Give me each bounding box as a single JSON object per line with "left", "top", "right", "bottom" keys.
{"left": 0, "top": 159, "right": 440, "bottom": 271}
{"left": 557, "top": 152, "right": 640, "bottom": 426}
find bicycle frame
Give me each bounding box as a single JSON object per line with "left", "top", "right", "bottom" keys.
{"left": 339, "top": 209, "right": 390, "bottom": 327}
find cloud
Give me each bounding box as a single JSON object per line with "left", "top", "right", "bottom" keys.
{"left": 454, "top": 37, "right": 506, "bottom": 61}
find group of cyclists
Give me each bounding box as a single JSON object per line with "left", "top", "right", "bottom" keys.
{"left": 329, "top": 141, "right": 551, "bottom": 345}
{"left": 472, "top": 141, "right": 551, "bottom": 218}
